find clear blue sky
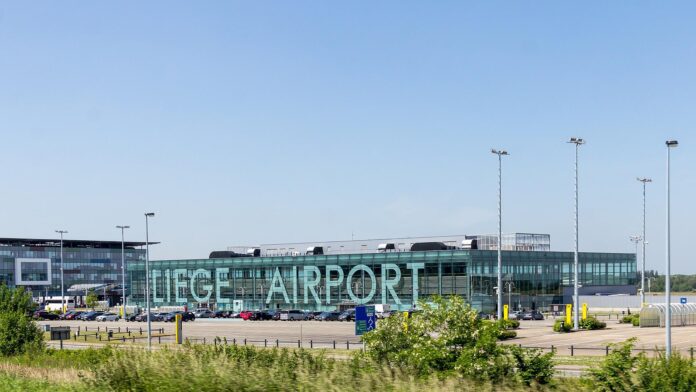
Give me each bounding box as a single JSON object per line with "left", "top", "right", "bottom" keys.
{"left": 0, "top": 2, "right": 694, "bottom": 273}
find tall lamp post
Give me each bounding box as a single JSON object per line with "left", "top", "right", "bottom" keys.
{"left": 55, "top": 230, "right": 68, "bottom": 313}
{"left": 665, "top": 140, "right": 678, "bottom": 357}
{"left": 144, "top": 213, "right": 155, "bottom": 350}
{"left": 568, "top": 137, "right": 585, "bottom": 330}
{"left": 637, "top": 177, "right": 651, "bottom": 306}
{"left": 116, "top": 225, "right": 130, "bottom": 319}
{"left": 491, "top": 148, "right": 509, "bottom": 320}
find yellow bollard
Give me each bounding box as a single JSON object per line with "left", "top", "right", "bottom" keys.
{"left": 565, "top": 304, "right": 572, "bottom": 327}
{"left": 503, "top": 304, "right": 509, "bottom": 321}
{"left": 581, "top": 303, "right": 588, "bottom": 321}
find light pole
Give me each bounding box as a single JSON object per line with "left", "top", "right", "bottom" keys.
{"left": 55, "top": 230, "right": 68, "bottom": 313}
{"left": 665, "top": 140, "right": 678, "bottom": 357}
{"left": 144, "top": 212, "right": 155, "bottom": 350}
{"left": 637, "top": 178, "right": 651, "bottom": 307}
{"left": 568, "top": 137, "right": 584, "bottom": 331}
{"left": 491, "top": 148, "right": 509, "bottom": 320}
{"left": 116, "top": 225, "right": 130, "bottom": 319}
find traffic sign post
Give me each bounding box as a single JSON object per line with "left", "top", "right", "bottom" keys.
{"left": 681, "top": 297, "right": 687, "bottom": 305}
{"left": 355, "top": 305, "right": 376, "bottom": 335}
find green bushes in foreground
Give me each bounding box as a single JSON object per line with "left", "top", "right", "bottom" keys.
{"left": 587, "top": 338, "right": 696, "bottom": 392}
{"left": 553, "top": 319, "right": 572, "bottom": 333}
{"left": 361, "top": 296, "right": 554, "bottom": 385}
{"left": 579, "top": 316, "right": 606, "bottom": 330}
{"left": 620, "top": 314, "right": 640, "bottom": 327}
{"left": 0, "top": 285, "right": 44, "bottom": 356}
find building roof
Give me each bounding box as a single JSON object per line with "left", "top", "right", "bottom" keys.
{"left": 0, "top": 237, "right": 158, "bottom": 249}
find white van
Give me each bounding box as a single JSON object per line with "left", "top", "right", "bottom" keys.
{"left": 44, "top": 298, "right": 75, "bottom": 312}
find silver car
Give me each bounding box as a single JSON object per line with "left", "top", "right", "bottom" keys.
{"left": 96, "top": 313, "right": 120, "bottom": 322}
{"left": 279, "top": 310, "right": 306, "bottom": 321}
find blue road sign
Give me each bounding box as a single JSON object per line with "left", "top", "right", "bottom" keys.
{"left": 681, "top": 297, "right": 687, "bottom": 304}
{"left": 355, "top": 305, "right": 377, "bottom": 335}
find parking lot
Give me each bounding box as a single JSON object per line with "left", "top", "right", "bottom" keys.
{"left": 42, "top": 315, "right": 696, "bottom": 356}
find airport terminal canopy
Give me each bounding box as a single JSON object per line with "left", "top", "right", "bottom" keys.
{"left": 640, "top": 303, "right": 696, "bottom": 327}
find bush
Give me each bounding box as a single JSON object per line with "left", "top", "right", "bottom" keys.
{"left": 508, "top": 345, "right": 555, "bottom": 386}
{"left": 620, "top": 314, "right": 640, "bottom": 326}
{"left": 498, "top": 330, "right": 517, "bottom": 340}
{"left": 499, "top": 319, "right": 520, "bottom": 330}
{"left": 553, "top": 319, "right": 572, "bottom": 333}
{"left": 0, "top": 285, "right": 44, "bottom": 356}
{"left": 579, "top": 317, "right": 606, "bottom": 330}
{"left": 361, "top": 295, "right": 555, "bottom": 384}
{"left": 587, "top": 338, "right": 696, "bottom": 392}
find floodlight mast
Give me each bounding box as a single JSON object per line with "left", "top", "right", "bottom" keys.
{"left": 636, "top": 177, "right": 652, "bottom": 307}
{"left": 567, "top": 137, "right": 585, "bottom": 331}
{"left": 491, "top": 148, "right": 509, "bottom": 320}
{"left": 665, "top": 140, "right": 678, "bottom": 357}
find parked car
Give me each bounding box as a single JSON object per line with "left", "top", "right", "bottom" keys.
{"left": 162, "top": 311, "right": 196, "bottom": 322}
{"left": 134, "top": 312, "right": 162, "bottom": 322}
{"left": 316, "top": 311, "right": 341, "bottom": 321}
{"left": 508, "top": 311, "right": 523, "bottom": 320}
{"left": 306, "top": 311, "right": 323, "bottom": 320}
{"left": 522, "top": 311, "right": 544, "bottom": 320}
{"left": 65, "top": 311, "right": 84, "bottom": 320}
{"left": 80, "top": 311, "right": 104, "bottom": 321}
{"left": 214, "top": 310, "right": 230, "bottom": 318}
{"left": 229, "top": 312, "right": 241, "bottom": 319}
{"left": 59, "top": 310, "right": 80, "bottom": 320}
{"left": 338, "top": 309, "right": 356, "bottom": 322}
{"left": 194, "top": 309, "right": 215, "bottom": 318}
{"left": 95, "top": 313, "right": 120, "bottom": 322}
{"left": 34, "top": 310, "right": 60, "bottom": 320}
{"left": 255, "top": 311, "right": 274, "bottom": 320}
{"left": 240, "top": 310, "right": 255, "bottom": 320}
{"left": 279, "top": 310, "right": 306, "bottom": 321}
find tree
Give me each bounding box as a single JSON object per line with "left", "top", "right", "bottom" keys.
{"left": 86, "top": 290, "right": 99, "bottom": 309}
{"left": 0, "top": 285, "right": 44, "bottom": 356}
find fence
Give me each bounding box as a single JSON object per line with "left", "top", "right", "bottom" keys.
{"left": 504, "top": 343, "right": 696, "bottom": 358}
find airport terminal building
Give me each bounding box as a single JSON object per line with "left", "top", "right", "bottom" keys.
{"left": 127, "top": 234, "right": 637, "bottom": 314}
{"left": 0, "top": 238, "right": 146, "bottom": 305}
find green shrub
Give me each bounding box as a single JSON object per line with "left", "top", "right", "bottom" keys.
{"left": 0, "top": 285, "right": 44, "bottom": 356}
{"left": 631, "top": 316, "right": 640, "bottom": 327}
{"left": 553, "top": 319, "right": 572, "bottom": 333}
{"left": 579, "top": 317, "right": 606, "bottom": 330}
{"left": 620, "top": 314, "right": 640, "bottom": 327}
{"left": 508, "top": 345, "right": 555, "bottom": 385}
{"left": 498, "top": 330, "right": 517, "bottom": 340}
{"left": 499, "top": 319, "right": 520, "bottom": 330}
{"left": 587, "top": 338, "right": 696, "bottom": 392}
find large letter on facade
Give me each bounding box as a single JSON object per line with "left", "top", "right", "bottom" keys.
{"left": 266, "top": 267, "right": 290, "bottom": 304}
{"left": 174, "top": 269, "right": 188, "bottom": 303}
{"left": 346, "top": 264, "right": 376, "bottom": 305}
{"left": 406, "top": 263, "right": 425, "bottom": 304}
{"left": 381, "top": 264, "right": 401, "bottom": 305}
{"left": 215, "top": 268, "right": 230, "bottom": 304}
{"left": 303, "top": 266, "right": 321, "bottom": 304}
{"left": 190, "top": 269, "right": 212, "bottom": 303}
{"left": 325, "top": 265, "right": 344, "bottom": 304}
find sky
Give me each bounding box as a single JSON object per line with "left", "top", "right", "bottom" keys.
{"left": 0, "top": 2, "right": 694, "bottom": 273}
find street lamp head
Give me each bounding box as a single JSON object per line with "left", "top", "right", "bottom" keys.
{"left": 55, "top": 230, "right": 68, "bottom": 234}
{"left": 666, "top": 140, "right": 678, "bottom": 147}
{"left": 637, "top": 177, "right": 653, "bottom": 183}
{"left": 568, "top": 137, "right": 585, "bottom": 145}
{"left": 116, "top": 225, "right": 130, "bottom": 229}
{"left": 491, "top": 148, "right": 509, "bottom": 156}
{"left": 145, "top": 212, "right": 155, "bottom": 217}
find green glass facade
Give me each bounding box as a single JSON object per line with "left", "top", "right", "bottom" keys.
{"left": 129, "top": 250, "right": 636, "bottom": 313}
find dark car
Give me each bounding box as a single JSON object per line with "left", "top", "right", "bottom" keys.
{"left": 522, "top": 311, "right": 544, "bottom": 320}
{"left": 59, "top": 310, "right": 79, "bottom": 320}
{"left": 306, "top": 311, "right": 323, "bottom": 320}
{"left": 316, "top": 311, "right": 341, "bottom": 321}
{"left": 338, "top": 309, "right": 355, "bottom": 322}
{"left": 80, "top": 311, "right": 104, "bottom": 321}
{"left": 34, "top": 310, "right": 60, "bottom": 320}
{"left": 134, "top": 312, "right": 162, "bottom": 322}
{"left": 214, "top": 310, "right": 230, "bottom": 318}
{"left": 162, "top": 311, "right": 195, "bottom": 322}
{"left": 194, "top": 309, "right": 215, "bottom": 319}
{"left": 65, "top": 311, "right": 84, "bottom": 320}
{"left": 253, "top": 311, "right": 274, "bottom": 321}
